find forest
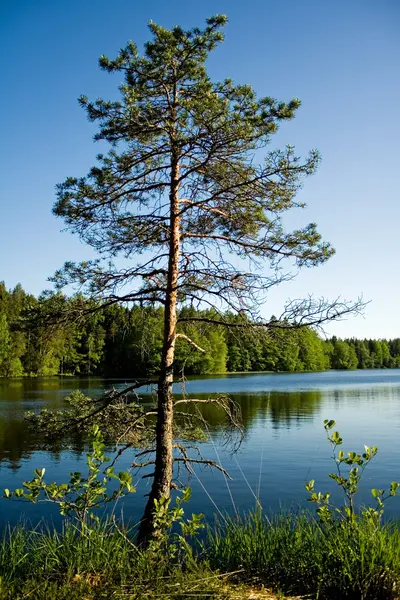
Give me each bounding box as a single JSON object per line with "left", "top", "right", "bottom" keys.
{"left": 0, "top": 281, "right": 398, "bottom": 377}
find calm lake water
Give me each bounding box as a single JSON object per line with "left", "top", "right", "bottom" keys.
{"left": 1, "top": 370, "right": 400, "bottom": 529}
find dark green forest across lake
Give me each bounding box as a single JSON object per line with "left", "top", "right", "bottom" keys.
{"left": 0, "top": 282, "right": 399, "bottom": 378}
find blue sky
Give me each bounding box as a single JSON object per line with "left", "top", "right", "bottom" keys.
{"left": 1, "top": 0, "right": 399, "bottom": 338}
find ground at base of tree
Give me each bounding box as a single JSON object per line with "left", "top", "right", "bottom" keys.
{"left": 224, "top": 585, "right": 302, "bottom": 599}
{"left": 69, "top": 579, "right": 302, "bottom": 599}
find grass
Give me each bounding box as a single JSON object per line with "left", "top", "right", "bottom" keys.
{"left": 0, "top": 519, "right": 233, "bottom": 600}
{"left": 2, "top": 512, "right": 400, "bottom": 599}
{"left": 205, "top": 510, "right": 400, "bottom": 599}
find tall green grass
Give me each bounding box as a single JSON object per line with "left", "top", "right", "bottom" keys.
{"left": 0, "top": 520, "right": 220, "bottom": 600}
{"left": 205, "top": 510, "right": 400, "bottom": 599}
{"left": 3, "top": 513, "right": 400, "bottom": 598}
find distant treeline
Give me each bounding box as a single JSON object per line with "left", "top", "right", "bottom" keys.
{"left": 0, "top": 282, "right": 399, "bottom": 377}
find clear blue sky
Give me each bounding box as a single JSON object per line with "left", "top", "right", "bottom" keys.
{"left": 1, "top": 0, "right": 399, "bottom": 338}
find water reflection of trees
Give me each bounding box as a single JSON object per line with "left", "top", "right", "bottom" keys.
{"left": 175, "top": 390, "right": 323, "bottom": 434}
{"left": 0, "top": 418, "right": 34, "bottom": 470}
{"left": 268, "top": 391, "right": 322, "bottom": 428}
{"left": 0, "top": 416, "right": 89, "bottom": 471}
{"left": 0, "top": 385, "right": 324, "bottom": 469}
{"left": 0, "top": 378, "right": 87, "bottom": 470}
{"left": 3, "top": 379, "right": 399, "bottom": 469}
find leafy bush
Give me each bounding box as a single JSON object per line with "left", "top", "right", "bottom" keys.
{"left": 306, "top": 420, "right": 400, "bottom": 524}
{"left": 4, "top": 425, "right": 135, "bottom": 530}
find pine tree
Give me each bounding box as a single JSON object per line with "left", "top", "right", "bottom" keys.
{"left": 50, "top": 16, "right": 362, "bottom": 543}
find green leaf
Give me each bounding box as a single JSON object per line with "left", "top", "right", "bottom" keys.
{"left": 182, "top": 488, "right": 192, "bottom": 502}
{"left": 331, "top": 431, "right": 342, "bottom": 444}
{"left": 118, "top": 471, "right": 132, "bottom": 483}
{"left": 305, "top": 479, "right": 315, "bottom": 492}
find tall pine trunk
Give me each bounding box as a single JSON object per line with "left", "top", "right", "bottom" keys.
{"left": 137, "top": 149, "right": 180, "bottom": 545}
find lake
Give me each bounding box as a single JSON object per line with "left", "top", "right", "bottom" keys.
{"left": 1, "top": 369, "right": 400, "bottom": 529}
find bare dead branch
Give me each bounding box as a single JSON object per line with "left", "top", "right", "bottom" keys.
{"left": 174, "top": 395, "right": 244, "bottom": 442}
{"left": 132, "top": 460, "right": 156, "bottom": 469}
{"left": 175, "top": 333, "right": 206, "bottom": 353}
{"left": 173, "top": 457, "right": 232, "bottom": 479}
{"left": 177, "top": 296, "right": 366, "bottom": 330}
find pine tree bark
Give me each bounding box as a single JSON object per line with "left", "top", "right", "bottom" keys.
{"left": 137, "top": 144, "right": 180, "bottom": 545}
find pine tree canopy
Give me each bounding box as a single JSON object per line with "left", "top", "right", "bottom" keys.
{"left": 51, "top": 15, "right": 355, "bottom": 327}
